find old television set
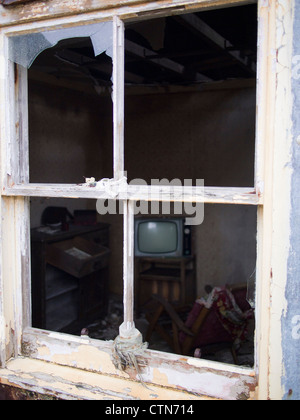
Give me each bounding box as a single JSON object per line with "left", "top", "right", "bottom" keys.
{"left": 134, "top": 218, "right": 192, "bottom": 258}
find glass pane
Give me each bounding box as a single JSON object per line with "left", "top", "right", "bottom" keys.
{"left": 124, "top": 5, "right": 257, "bottom": 187}
{"left": 28, "top": 35, "right": 113, "bottom": 183}
{"left": 134, "top": 203, "right": 257, "bottom": 368}
{"left": 9, "top": 22, "right": 115, "bottom": 184}
{"left": 30, "top": 197, "right": 123, "bottom": 341}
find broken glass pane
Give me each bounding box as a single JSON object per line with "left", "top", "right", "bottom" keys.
{"left": 247, "top": 268, "right": 256, "bottom": 309}
{"left": 9, "top": 21, "right": 113, "bottom": 68}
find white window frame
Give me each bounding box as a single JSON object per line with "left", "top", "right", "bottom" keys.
{"left": 0, "top": 0, "right": 291, "bottom": 400}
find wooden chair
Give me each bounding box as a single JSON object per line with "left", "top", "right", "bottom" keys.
{"left": 145, "top": 295, "right": 212, "bottom": 356}
{"left": 145, "top": 285, "right": 253, "bottom": 363}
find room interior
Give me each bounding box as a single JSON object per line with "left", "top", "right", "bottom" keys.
{"left": 28, "top": 3, "right": 258, "bottom": 366}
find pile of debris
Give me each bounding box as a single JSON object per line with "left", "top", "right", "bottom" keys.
{"left": 86, "top": 297, "right": 123, "bottom": 341}
{"left": 84, "top": 295, "right": 254, "bottom": 368}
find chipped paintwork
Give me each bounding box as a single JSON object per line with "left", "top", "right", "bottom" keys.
{"left": 0, "top": 357, "right": 211, "bottom": 400}
{"left": 20, "top": 329, "right": 256, "bottom": 400}
{"left": 0, "top": 0, "right": 256, "bottom": 27}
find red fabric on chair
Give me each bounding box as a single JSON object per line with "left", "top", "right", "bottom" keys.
{"left": 179, "top": 287, "right": 253, "bottom": 349}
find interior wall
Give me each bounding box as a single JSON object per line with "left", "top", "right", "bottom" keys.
{"left": 28, "top": 81, "right": 113, "bottom": 185}
{"left": 28, "top": 79, "right": 257, "bottom": 298}
{"left": 125, "top": 83, "right": 257, "bottom": 297}
{"left": 125, "top": 83, "right": 256, "bottom": 187}
{"left": 28, "top": 80, "right": 113, "bottom": 228}
{"left": 196, "top": 204, "right": 256, "bottom": 296}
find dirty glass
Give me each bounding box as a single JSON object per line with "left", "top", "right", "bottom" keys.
{"left": 9, "top": 21, "right": 113, "bottom": 68}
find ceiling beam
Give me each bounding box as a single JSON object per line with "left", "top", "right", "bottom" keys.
{"left": 175, "top": 13, "right": 256, "bottom": 75}
{"left": 54, "top": 49, "right": 145, "bottom": 84}
{"left": 125, "top": 39, "right": 212, "bottom": 83}
{"left": 125, "top": 39, "right": 184, "bottom": 75}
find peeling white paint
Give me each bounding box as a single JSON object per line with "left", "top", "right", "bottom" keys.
{"left": 0, "top": 357, "right": 206, "bottom": 400}
{"left": 186, "top": 356, "right": 254, "bottom": 376}
{"left": 147, "top": 366, "right": 240, "bottom": 400}
{"left": 268, "top": 0, "right": 293, "bottom": 400}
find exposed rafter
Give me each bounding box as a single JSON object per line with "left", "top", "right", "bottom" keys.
{"left": 54, "top": 49, "right": 145, "bottom": 85}
{"left": 175, "top": 13, "right": 256, "bottom": 75}
{"left": 28, "top": 7, "right": 257, "bottom": 88}
{"left": 125, "top": 39, "right": 212, "bottom": 83}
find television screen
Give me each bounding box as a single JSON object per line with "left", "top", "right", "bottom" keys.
{"left": 138, "top": 221, "right": 178, "bottom": 254}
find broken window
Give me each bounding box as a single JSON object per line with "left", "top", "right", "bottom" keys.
{"left": 28, "top": 37, "right": 113, "bottom": 184}
{"left": 9, "top": 21, "right": 114, "bottom": 68}
{"left": 8, "top": 22, "right": 114, "bottom": 183}
{"left": 2, "top": 1, "right": 263, "bottom": 397}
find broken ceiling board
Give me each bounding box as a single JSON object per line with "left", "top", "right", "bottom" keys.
{"left": 16, "top": 7, "right": 256, "bottom": 87}
{"left": 125, "top": 38, "right": 212, "bottom": 83}
{"left": 175, "top": 12, "right": 256, "bottom": 75}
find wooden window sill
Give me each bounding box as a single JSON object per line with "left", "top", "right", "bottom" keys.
{"left": 0, "top": 357, "right": 210, "bottom": 400}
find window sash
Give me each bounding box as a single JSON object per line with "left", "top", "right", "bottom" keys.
{"left": 2, "top": 17, "right": 260, "bottom": 195}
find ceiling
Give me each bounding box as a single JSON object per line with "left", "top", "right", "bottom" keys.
{"left": 29, "top": 3, "right": 258, "bottom": 89}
